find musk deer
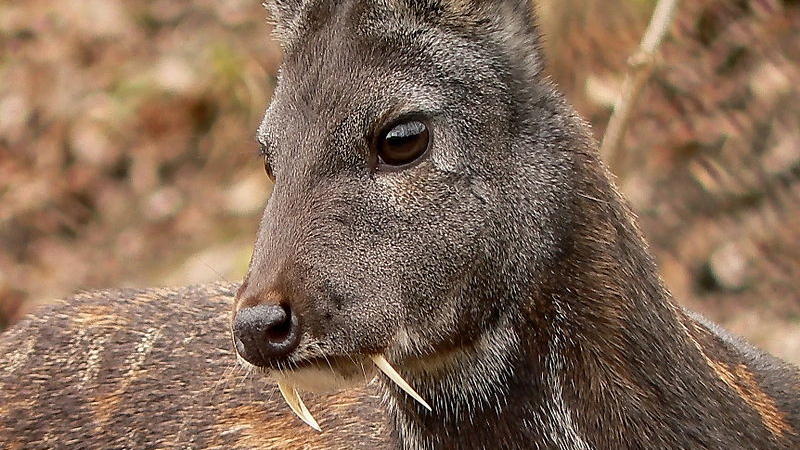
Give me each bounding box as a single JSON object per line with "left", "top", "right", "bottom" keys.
{"left": 2, "top": 0, "right": 799, "bottom": 449}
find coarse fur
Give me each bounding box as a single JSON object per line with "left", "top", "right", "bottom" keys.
{"left": 1, "top": 0, "right": 799, "bottom": 449}
{"left": 0, "top": 284, "right": 393, "bottom": 449}
{"left": 236, "top": 0, "right": 800, "bottom": 449}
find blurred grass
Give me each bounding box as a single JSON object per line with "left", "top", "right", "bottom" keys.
{"left": 0, "top": 0, "right": 798, "bottom": 363}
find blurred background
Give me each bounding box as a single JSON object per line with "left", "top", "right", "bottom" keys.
{"left": 0, "top": 0, "right": 798, "bottom": 364}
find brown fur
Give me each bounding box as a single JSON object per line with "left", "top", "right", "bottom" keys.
{"left": 2, "top": 1, "right": 799, "bottom": 449}
{"left": 0, "top": 284, "right": 393, "bottom": 449}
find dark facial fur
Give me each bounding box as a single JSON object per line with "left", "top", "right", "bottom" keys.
{"left": 229, "top": 0, "right": 800, "bottom": 449}
{"left": 239, "top": 0, "right": 563, "bottom": 375}
{"left": 0, "top": 1, "right": 797, "bottom": 449}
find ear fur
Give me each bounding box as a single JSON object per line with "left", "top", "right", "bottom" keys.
{"left": 263, "top": 0, "right": 305, "bottom": 41}
{"left": 435, "top": 0, "right": 543, "bottom": 76}
{"left": 264, "top": 0, "right": 543, "bottom": 75}
{"left": 488, "top": 0, "right": 542, "bottom": 75}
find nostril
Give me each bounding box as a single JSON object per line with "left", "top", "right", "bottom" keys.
{"left": 265, "top": 303, "right": 293, "bottom": 343}
{"left": 232, "top": 302, "right": 301, "bottom": 366}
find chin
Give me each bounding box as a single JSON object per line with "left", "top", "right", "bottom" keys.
{"left": 273, "top": 365, "right": 372, "bottom": 393}
{"left": 237, "top": 353, "right": 375, "bottom": 393}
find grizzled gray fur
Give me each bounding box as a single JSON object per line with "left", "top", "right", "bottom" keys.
{"left": 0, "top": 284, "right": 392, "bottom": 449}
{"left": 3, "top": 1, "right": 800, "bottom": 449}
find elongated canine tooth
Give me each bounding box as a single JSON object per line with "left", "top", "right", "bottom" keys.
{"left": 278, "top": 381, "right": 322, "bottom": 431}
{"left": 370, "top": 354, "right": 432, "bottom": 411}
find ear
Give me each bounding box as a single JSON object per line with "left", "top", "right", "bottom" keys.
{"left": 263, "top": 0, "right": 303, "bottom": 22}
{"left": 263, "top": 0, "right": 305, "bottom": 40}
{"left": 439, "top": 0, "right": 543, "bottom": 76}
{"left": 491, "top": 0, "right": 543, "bottom": 75}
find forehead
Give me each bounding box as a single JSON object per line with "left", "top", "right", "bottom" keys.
{"left": 259, "top": 0, "right": 509, "bottom": 152}
{"left": 262, "top": 4, "right": 447, "bottom": 139}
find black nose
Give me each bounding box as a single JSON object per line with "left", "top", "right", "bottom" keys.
{"left": 232, "top": 303, "right": 300, "bottom": 366}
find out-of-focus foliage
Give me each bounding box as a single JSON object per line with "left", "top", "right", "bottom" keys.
{"left": 541, "top": 0, "right": 800, "bottom": 362}
{"left": 0, "top": 0, "right": 798, "bottom": 362}
{"left": 0, "top": 0, "right": 279, "bottom": 327}
{"left": 633, "top": 0, "right": 800, "bottom": 360}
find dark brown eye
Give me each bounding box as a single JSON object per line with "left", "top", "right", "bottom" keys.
{"left": 377, "top": 119, "right": 430, "bottom": 167}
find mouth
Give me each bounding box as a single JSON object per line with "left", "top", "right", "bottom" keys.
{"left": 244, "top": 352, "right": 432, "bottom": 431}
{"left": 269, "top": 354, "right": 374, "bottom": 392}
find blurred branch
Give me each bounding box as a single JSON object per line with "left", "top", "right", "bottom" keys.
{"left": 600, "top": 0, "right": 680, "bottom": 179}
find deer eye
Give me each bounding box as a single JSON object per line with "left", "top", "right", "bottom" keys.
{"left": 377, "top": 119, "right": 430, "bottom": 167}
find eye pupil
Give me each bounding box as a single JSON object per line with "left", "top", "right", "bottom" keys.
{"left": 378, "top": 119, "right": 430, "bottom": 167}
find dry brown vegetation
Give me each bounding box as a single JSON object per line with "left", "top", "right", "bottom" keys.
{"left": 1, "top": 0, "right": 798, "bottom": 363}
{"left": 540, "top": 0, "right": 800, "bottom": 363}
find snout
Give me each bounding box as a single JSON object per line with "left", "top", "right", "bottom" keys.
{"left": 232, "top": 302, "right": 301, "bottom": 367}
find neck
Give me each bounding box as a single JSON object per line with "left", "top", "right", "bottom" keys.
{"left": 380, "top": 274, "right": 680, "bottom": 449}
{"left": 378, "top": 163, "right": 703, "bottom": 449}
{"left": 380, "top": 305, "right": 632, "bottom": 450}
{"left": 379, "top": 316, "right": 554, "bottom": 450}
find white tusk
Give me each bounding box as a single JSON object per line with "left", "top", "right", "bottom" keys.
{"left": 370, "top": 354, "right": 432, "bottom": 412}
{"left": 278, "top": 381, "right": 322, "bottom": 431}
